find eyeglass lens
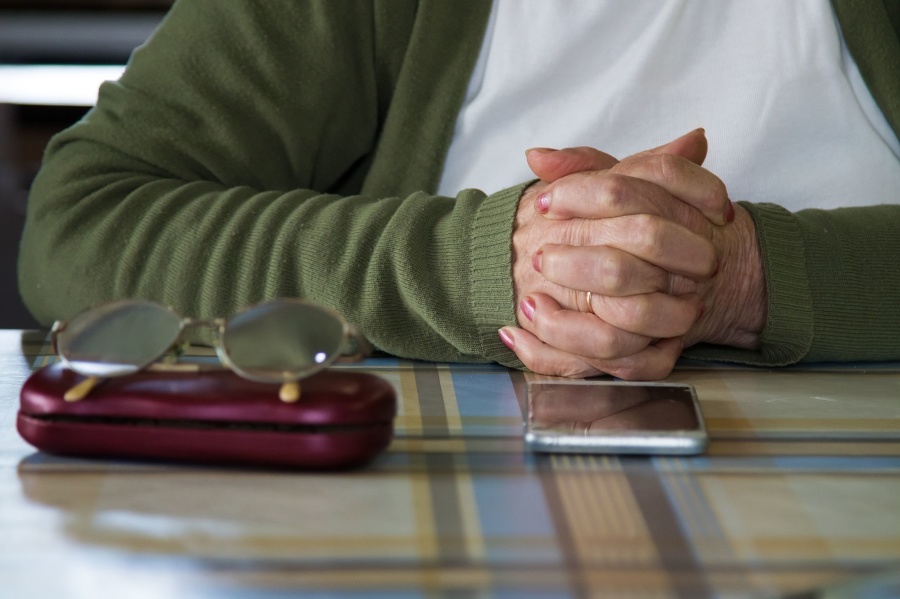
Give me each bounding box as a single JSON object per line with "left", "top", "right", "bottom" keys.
{"left": 222, "top": 301, "right": 346, "bottom": 382}
{"left": 57, "top": 301, "right": 183, "bottom": 377}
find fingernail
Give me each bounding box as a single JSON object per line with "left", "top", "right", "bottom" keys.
{"left": 499, "top": 328, "right": 515, "bottom": 350}
{"left": 520, "top": 297, "right": 536, "bottom": 322}
{"left": 532, "top": 250, "right": 543, "bottom": 273}
{"left": 725, "top": 201, "right": 735, "bottom": 223}
{"left": 526, "top": 147, "right": 557, "bottom": 155}
{"left": 536, "top": 193, "right": 551, "bottom": 214}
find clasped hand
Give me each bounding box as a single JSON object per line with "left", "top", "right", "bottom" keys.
{"left": 501, "top": 129, "right": 766, "bottom": 379}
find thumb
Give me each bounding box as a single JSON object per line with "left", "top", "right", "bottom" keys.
{"left": 525, "top": 146, "right": 619, "bottom": 183}
{"left": 639, "top": 127, "right": 708, "bottom": 166}
{"left": 525, "top": 128, "right": 708, "bottom": 183}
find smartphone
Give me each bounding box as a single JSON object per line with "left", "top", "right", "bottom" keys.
{"left": 524, "top": 380, "right": 708, "bottom": 455}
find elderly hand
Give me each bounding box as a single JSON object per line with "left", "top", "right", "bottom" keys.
{"left": 501, "top": 130, "right": 766, "bottom": 379}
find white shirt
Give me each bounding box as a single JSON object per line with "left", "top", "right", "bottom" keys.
{"left": 437, "top": 0, "right": 900, "bottom": 211}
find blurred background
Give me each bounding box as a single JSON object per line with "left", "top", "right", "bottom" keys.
{"left": 0, "top": 0, "right": 173, "bottom": 328}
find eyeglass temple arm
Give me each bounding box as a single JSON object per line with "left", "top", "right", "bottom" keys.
{"left": 50, "top": 320, "right": 66, "bottom": 355}
{"left": 336, "top": 325, "right": 371, "bottom": 363}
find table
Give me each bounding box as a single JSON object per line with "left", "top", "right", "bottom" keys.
{"left": 1, "top": 329, "right": 898, "bottom": 598}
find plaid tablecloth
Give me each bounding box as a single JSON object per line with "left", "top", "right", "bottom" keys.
{"left": 4, "top": 332, "right": 899, "bottom": 598}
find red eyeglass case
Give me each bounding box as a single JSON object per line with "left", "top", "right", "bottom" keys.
{"left": 17, "top": 363, "right": 396, "bottom": 470}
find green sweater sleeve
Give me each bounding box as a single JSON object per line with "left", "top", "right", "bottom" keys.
{"left": 18, "top": 0, "right": 518, "bottom": 364}
{"left": 686, "top": 203, "right": 900, "bottom": 365}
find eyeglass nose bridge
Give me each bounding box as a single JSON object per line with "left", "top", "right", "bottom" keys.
{"left": 172, "top": 317, "right": 228, "bottom": 349}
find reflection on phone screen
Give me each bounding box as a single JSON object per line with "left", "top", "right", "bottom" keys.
{"left": 529, "top": 383, "right": 700, "bottom": 434}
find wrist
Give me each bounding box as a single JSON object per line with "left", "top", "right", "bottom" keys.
{"left": 512, "top": 180, "right": 550, "bottom": 302}
{"left": 687, "top": 203, "right": 766, "bottom": 349}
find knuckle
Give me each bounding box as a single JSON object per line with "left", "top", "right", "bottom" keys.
{"left": 570, "top": 171, "right": 600, "bottom": 200}
{"left": 705, "top": 177, "right": 729, "bottom": 212}
{"left": 585, "top": 321, "right": 644, "bottom": 361}
{"left": 598, "top": 254, "right": 629, "bottom": 294}
{"left": 620, "top": 295, "right": 654, "bottom": 331}
{"left": 584, "top": 327, "right": 618, "bottom": 360}
{"left": 652, "top": 153, "right": 681, "bottom": 186}
{"left": 700, "top": 241, "right": 718, "bottom": 276}
{"left": 630, "top": 214, "right": 666, "bottom": 257}
{"left": 596, "top": 173, "right": 631, "bottom": 212}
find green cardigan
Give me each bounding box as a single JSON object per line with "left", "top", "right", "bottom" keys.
{"left": 18, "top": 0, "right": 900, "bottom": 368}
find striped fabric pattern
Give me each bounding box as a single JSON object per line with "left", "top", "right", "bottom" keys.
{"left": 17, "top": 335, "right": 900, "bottom": 598}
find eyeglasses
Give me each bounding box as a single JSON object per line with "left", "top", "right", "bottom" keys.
{"left": 51, "top": 298, "right": 370, "bottom": 402}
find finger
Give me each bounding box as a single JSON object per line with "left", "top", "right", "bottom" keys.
{"left": 591, "top": 292, "right": 703, "bottom": 339}
{"left": 525, "top": 146, "right": 619, "bottom": 183}
{"left": 611, "top": 153, "right": 732, "bottom": 225}
{"left": 639, "top": 128, "right": 708, "bottom": 166}
{"left": 535, "top": 243, "right": 699, "bottom": 296}
{"left": 598, "top": 337, "right": 684, "bottom": 381}
{"left": 499, "top": 326, "right": 682, "bottom": 380}
{"left": 518, "top": 293, "right": 651, "bottom": 360}
{"left": 499, "top": 326, "right": 603, "bottom": 378}
{"left": 534, "top": 170, "right": 716, "bottom": 240}
{"left": 525, "top": 128, "right": 708, "bottom": 184}
{"left": 582, "top": 214, "right": 718, "bottom": 280}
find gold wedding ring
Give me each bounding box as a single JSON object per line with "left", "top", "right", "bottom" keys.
{"left": 585, "top": 291, "right": 596, "bottom": 315}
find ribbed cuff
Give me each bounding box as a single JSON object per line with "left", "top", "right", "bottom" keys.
{"left": 469, "top": 181, "right": 530, "bottom": 369}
